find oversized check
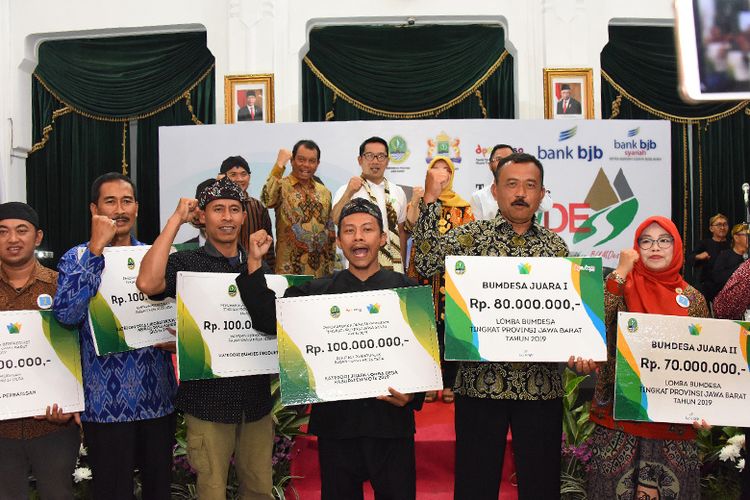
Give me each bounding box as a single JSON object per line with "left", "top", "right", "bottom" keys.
{"left": 444, "top": 256, "right": 606, "bottom": 362}
{"left": 87, "top": 246, "right": 175, "bottom": 355}
{"left": 614, "top": 312, "right": 750, "bottom": 427}
{"left": 0, "top": 310, "right": 84, "bottom": 420}
{"left": 176, "top": 272, "right": 312, "bottom": 381}
{"left": 276, "top": 286, "right": 442, "bottom": 406}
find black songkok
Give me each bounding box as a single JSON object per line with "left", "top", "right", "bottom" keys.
{"left": 0, "top": 202, "right": 40, "bottom": 229}
{"left": 198, "top": 176, "right": 247, "bottom": 210}
{"left": 337, "top": 198, "right": 384, "bottom": 232}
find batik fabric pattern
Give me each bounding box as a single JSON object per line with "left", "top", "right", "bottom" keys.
{"left": 53, "top": 239, "right": 177, "bottom": 423}
{"left": 261, "top": 164, "right": 336, "bottom": 278}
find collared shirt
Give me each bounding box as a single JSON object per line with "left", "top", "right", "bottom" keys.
{"left": 412, "top": 201, "right": 569, "bottom": 401}
{"left": 53, "top": 238, "right": 177, "bottom": 423}
{"left": 154, "top": 241, "right": 273, "bottom": 424}
{"left": 469, "top": 185, "right": 499, "bottom": 221}
{"left": 0, "top": 261, "right": 75, "bottom": 439}
{"left": 261, "top": 164, "right": 336, "bottom": 278}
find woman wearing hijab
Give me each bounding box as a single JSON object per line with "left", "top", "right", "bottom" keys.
{"left": 585, "top": 216, "right": 708, "bottom": 498}
{"left": 406, "top": 156, "right": 474, "bottom": 403}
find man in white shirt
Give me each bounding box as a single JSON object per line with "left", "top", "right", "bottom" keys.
{"left": 471, "top": 144, "right": 553, "bottom": 220}
{"left": 470, "top": 144, "right": 515, "bottom": 220}
{"left": 332, "top": 137, "right": 408, "bottom": 272}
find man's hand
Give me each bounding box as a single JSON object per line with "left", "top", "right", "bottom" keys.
{"left": 615, "top": 248, "right": 640, "bottom": 279}
{"left": 411, "top": 186, "right": 425, "bottom": 203}
{"left": 423, "top": 168, "right": 449, "bottom": 204}
{"left": 345, "top": 176, "right": 364, "bottom": 196}
{"left": 567, "top": 356, "right": 600, "bottom": 375}
{"left": 247, "top": 230, "right": 274, "bottom": 274}
{"left": 172, "top": 198, "right": 198, "bottom": 225}
{"left": 696, "top": 251, "right": 710, "bottom": 261}
{"left": 377, "top": 387, "right": 415, "bottom": 407}
{"left": 89, "top": 215, "right": 117, "bottom": 255}
{"left": 34, "top": 404, "right": 80, "bottom": 426}
{"left": 276, "top": 149, "right": 292, "bottom": 168}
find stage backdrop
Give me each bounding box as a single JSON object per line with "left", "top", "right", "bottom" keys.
{"left": 158, "top": 119, "right": 670, "bottom": 268}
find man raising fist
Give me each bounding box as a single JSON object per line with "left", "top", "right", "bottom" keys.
{"left": 138, "top": 176, "right": 275, "bottom": 500}
{"left": 53, "top": 173, "right": 177, "bottom": 500}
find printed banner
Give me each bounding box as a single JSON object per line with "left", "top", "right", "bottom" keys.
{"left": 0, "top": 310, "right": 84, "bottom": 420}
{"left": 444, "top": 256, "right": 606, "bottom": 362}
{"left": 88, "top": 246, "right": 175, "bottom": 355}
{"left": 160, "top": 119, "right": 671, "bottom": 268}
{"left": 276, "top": 286, "right": 442, "bottom": 406}
{"left": 615, "top": 312, "right": 750, "bottom": 427}
{"left": 176, "top": 272, "right": 312, "bottom": 380}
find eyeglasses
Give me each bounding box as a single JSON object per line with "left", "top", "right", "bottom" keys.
{"left": 711, "top": 222, "right": 728, "bottom": 227}
{"left": 362, "top": 152, "right": 388, "bottom": 162}
{"left": 637, "top": 237, "right": 674, "bottom": 250}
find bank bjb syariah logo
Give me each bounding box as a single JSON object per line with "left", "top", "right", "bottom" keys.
{"left": 613, "top": 127, "right": 659, "bottom": 159}
{"left": 571, "top": 168, "right": 639, "bottom": 248}
{"left": 426, "top": 132, "right": 461, "bottom": 164}
{"left": 127, "top": 257, "right": 136, "bottom": 270}
{"left": 6, "top": 322, "right": 21, "bottom": 334}
{"left": 388, "top": 136, "right": 410, "bottom": 164}
{"left": 330, "top": 305, "right": 341, "bottom": 318}
{"left": 227, "top": 284, "right": 237, "bottom": 297}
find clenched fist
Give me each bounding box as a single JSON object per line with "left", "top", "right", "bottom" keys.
{"left": 411, "top": 186, "right": 425, "bottom": 203}
{"left": 345, "top": 176, "right": 364, "bottom": 196}
{"left": 248, "top": 229, "right": 274, "bottom": 262}
{"left": 423, "top": 168, "right": 450, "bottom": 204}
{"left": 172, "top": 198, "right": 198, "bottom": 225}
{"left": 89, "top": 214, "right": 117, "bottom": 255}
{"left": 276, "top": 149, "right": 292, "bottom": 168}
{"left": 615, "top": 248, "right": 640, "bottom": 278}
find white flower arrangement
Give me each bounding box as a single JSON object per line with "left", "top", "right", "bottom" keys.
{"left": 719, "top": 432, "right": 746, "bottom": 466}
{"left": 72, "top": 466, "right": 92, "bottom": 483}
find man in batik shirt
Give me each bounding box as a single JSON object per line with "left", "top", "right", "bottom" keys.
{"left": 261, "top": 140, "right": 335, "bottom": 278}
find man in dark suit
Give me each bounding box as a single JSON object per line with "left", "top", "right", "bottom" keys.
{"left": 237, "top": 90, "right": 263, "bottom": 121}
{"left": 556, "top": 84, "right": 582, "bottom": 115}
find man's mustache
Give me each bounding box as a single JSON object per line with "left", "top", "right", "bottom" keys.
{"left": 511, "top": 199, "right": 529, "bottom": 207}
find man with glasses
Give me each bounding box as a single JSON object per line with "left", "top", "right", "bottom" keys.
{"left": 261, "top": 140, "right": 336, "bottom": 278}
{"left": 687, "top": 213, "right": 730, "bottom": 294}
{"left": 331, "top": 136, "right": 408, "bottom": 272}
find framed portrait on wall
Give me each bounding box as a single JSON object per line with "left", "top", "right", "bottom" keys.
{"left": 224, "top": 74, "right": 275, "bottom": 124}
{"left": 543, "top": 68, "right": 594, "bottom": 119}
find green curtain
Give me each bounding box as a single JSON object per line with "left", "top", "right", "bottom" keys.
{"left": 302, "top": 24, "right": 514, "bottom": 121}
{"left": 26, "top": 32, "right": 215, "bottom": 263}
{"left": 601, "top": 25, "right": 750, "bottom": 264}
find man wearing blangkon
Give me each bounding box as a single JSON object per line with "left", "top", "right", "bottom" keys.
{"left": 412, "top": 152, "right": 568, "bottom": 499}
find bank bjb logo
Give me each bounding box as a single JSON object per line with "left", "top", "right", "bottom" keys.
{"left": 454, "top": 260, "right": 466, "bottom": 275}
{"left": 572, "top": 168, "right": 639, "bottom": 247}
{"left": 6, "top": 322, "right": 21, "bottom": 334}
{"left": 330, "top": 305, "right": 341, "bottom": 318}
{"left": 388, "top": 136, "right": 410, "bottom": 164}
{"left": 227, "top": 284, "right": 237, "bottom": 297}
{"left": 127, "top": 257, "right": 136, "bottom": 270}
{"left": 426, "top": 132, "right": 461, "bottom": 164}
{"left": 613, "top": 127, "right": 657, "bottom": 157}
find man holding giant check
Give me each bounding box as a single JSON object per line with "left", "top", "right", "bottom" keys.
{"left": 412, "top": 152, "right": 599, "bottom": 500}
{"left": 241, "top": 198, "right": 438, "bottom": 500}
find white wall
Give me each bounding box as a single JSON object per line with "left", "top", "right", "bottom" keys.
{"left": 0, "top": 0, "right": 674, "bottom": 203}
